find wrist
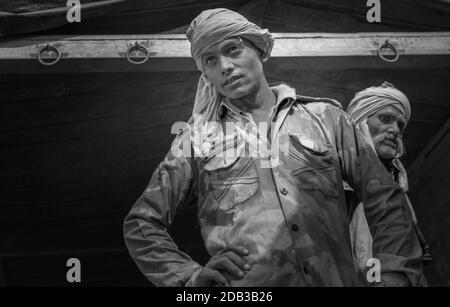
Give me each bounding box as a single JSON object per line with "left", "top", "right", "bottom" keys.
{"left": 185, "top": 267, "right": 203, "bottom": 287}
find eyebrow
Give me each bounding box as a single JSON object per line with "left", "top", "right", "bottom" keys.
{"left": 219, "top": 39, "right": 242, "bottom": 49}
{"left": 201, "top": 52, "right": 213, "bottom": 59}
{"left": 378, "top": 109, "right": 404, "bottom": 116}
{"left": 201, "top": 39, "right": 242, "bottom": 62}
{"left": 378, "top": 109, "right": 407, "bottom": 121}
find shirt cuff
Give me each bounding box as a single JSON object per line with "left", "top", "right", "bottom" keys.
{"left": 185, "top": 266, "right": 203, "bottom": 287}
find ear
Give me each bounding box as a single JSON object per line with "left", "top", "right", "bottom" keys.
{"left": 261, "top": 54, "right": 269, "bottom": 63}
{"left": 258, "top": 49, "right": 269, "bottom": 63}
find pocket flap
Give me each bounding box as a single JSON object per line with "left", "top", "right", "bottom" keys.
{"left": 289, "top": 133, "right": 330, "bottom": 155}
{"left": 203, "top": 135, "right": 245, "bottom": 171}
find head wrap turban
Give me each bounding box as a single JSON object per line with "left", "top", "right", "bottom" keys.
{"left": 346, "top": 83, "right": 431, "bottom": 274}
{"left": 186, "top": 8, "right": 274, "bottom": 124}
{"left": 346, "top": 81, "right": 411, "bottom": 186}
{"left": 346, "top": 81, "right": 411, "bottom": 125}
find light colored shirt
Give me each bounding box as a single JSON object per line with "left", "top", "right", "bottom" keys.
{"left": 123, "top": 84, "right": 422, "bottom": 286}
{"left": 349, "top": 160, "right": 431, "bottom": 286}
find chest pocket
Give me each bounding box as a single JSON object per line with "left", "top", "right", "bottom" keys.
{"left": 202, "top": 134, "right": 259, "bottom": 211}
{"left": 288, "top": 133, "right": 339, "bottom": 198}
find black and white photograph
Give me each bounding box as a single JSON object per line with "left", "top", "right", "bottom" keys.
{"left": 0, "top": 0, "right": 449, "bottom": 289}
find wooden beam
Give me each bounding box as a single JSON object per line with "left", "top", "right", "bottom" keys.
{"left": 0, "top": 32, "right": 449, "bottom": 73}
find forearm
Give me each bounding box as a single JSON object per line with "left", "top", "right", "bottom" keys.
{"left": 123, "top": 131, "right": 202, "bottom": 286}
{"left": 124, "top": 211, "right": 202, "bottom": 287}
{"left": 358, "top": 144, "right": 423, "bottom": 286}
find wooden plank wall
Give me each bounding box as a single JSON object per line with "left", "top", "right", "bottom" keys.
{"left": 1, "top": 68, "right": 449, "bottom": 285}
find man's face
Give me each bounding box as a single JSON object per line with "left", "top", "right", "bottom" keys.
{"left": 201, "top": 37, "right": 264, "bottom": 100}
{"left": 366, "top": 105, "right": 407, "bottom": 161}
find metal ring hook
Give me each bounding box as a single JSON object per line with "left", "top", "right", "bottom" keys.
{"left": 37, "top": 43, "right": 61, "bottom": 66}
{"left": 377, "top": 40, "right": 399, "bottom": 63}
{"left": 126, "top": 41, "right": 150, "bottom": 64}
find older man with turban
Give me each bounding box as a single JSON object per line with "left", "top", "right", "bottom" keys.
{"left": 124, "top": 9, "right": 423, "bottom": 287}
{"left": 346, "top": 81, "right": 431, "bottom": 286}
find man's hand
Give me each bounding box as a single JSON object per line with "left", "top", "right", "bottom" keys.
{"left": 195, "top": 245, "right": 251, "bottom": 287}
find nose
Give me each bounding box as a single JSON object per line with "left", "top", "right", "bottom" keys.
{"left": 219, "top": 56, "right": 233, "bottom": 76}
{"left": 388, "top": 121, "right": 400, "bottom": 136}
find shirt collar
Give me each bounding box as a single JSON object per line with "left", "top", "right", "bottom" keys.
{"left": 218, "top": 82, "right": 297, "bottom": 120}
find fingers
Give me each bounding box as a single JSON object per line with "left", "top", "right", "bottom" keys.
{"left": 207, "top": 269, "right": 229, "bottom": 287}
{"left": 207, "top": 250, "right": 251, "bottom": 282}
{"left": 197, "top": 267, "right": 228, "bottom": 287}
{"left": 224, "top": 244, "right": 249, "bottom": 257}
{"left": 212, "top": 256, "right": 246, "bottom": 279}
{"left": 216, "top": 244, "right": 251, "bottom": 272}
{"left": 220, "top": 251, "right": 251, "bottom": 272}
{"left": 200, "top": 244, "right": 252, "bottom": 286}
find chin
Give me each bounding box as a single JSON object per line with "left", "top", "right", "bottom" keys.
{"left": 378, "top": 146, "right": 397, "bottom": 160}
{"left": 223, "top": 80, "right": 257, "bottom": 99}
{"left": 224, "top": 90, "right": 245, "bottom": 99}
{"left": 222, "top": 87, "right": 250, "bottom": 100}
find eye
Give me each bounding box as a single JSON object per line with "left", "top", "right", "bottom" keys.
{"left": 379, "top": 115, "right": 391, "bottom": 124}
{"left": 227, "top": 43, "right": 241, "bottom": 55}
{"left": 204, "top": 56, "right": 216, "bottom": 66}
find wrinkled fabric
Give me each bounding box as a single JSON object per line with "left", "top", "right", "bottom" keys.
{"left": 186, "top": 8, "right": 274, "bottom": 124}
{"left": 346, "top": 82, "right": 430, "bottom": 285}
{"left": 347, "top": 81, "right": 411, "bottom": 125}
{"left": 186, "top": 8, "right": 274, "bottom": 72}
{"left": 124, "top": 84, "right": 422, "bottom": 287}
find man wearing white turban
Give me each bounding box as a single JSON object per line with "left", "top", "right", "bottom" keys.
{"left": 347, "top": 81, "right": 431, "bottom": 286}
{"left": 124, "top": 9, "right": 423, "bottom": 287}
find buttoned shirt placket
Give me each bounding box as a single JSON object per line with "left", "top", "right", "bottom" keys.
{"left": 221, "top": 98, "right": 312, "bottom": 285}
{"left": 268, "top": 99, "right": 315, "bottom": 285}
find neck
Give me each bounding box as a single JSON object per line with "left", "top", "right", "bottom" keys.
{"left": 229, "top": 79, "right": 275, "bottom": 114}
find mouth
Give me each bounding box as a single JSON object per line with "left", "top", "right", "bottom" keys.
{"left": 383, "top": 137, "right": 397, "bottom": 148}
{"left": 223, "top": 75, "right": 242, "bottom": 87}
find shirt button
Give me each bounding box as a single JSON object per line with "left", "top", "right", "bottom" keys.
{"left": 280, "top": 188, "right": 288, "bottom": 196}
{"left": 291, "top": 224, "right": 299, "bottom": 232}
